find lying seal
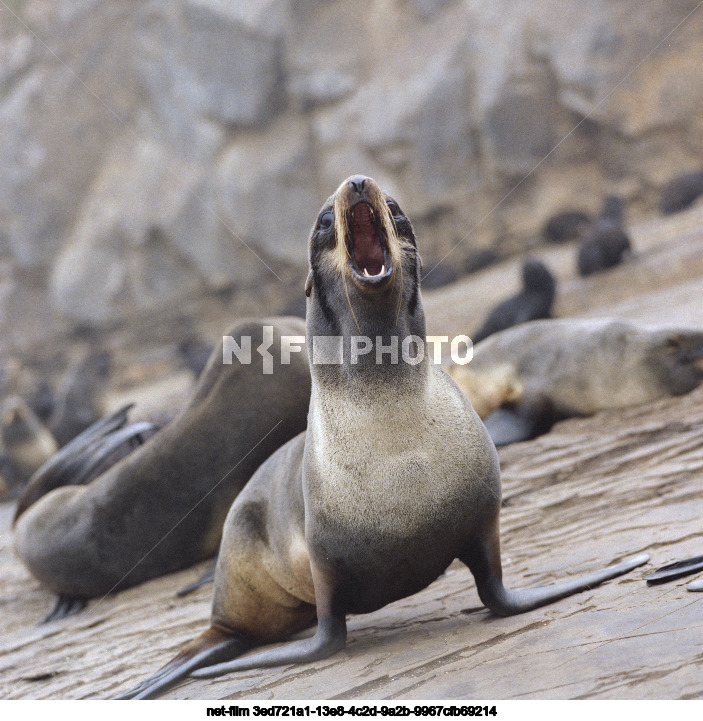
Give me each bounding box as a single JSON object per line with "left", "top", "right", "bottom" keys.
{"left": 13, "top": 318, "right": 311, "bottom": 620}
{"left": 472, "top": 258, "right": 556, "bottom": 343}
{"left": 117, "top": 175, "right": 648, "bottom": 700}
{"left": 469, "top": 318, "right": 703, "bottom": 444}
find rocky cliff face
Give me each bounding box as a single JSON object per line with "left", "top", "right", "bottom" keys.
{"left": 1, "top": 0, "right": 703, "bottom": 338}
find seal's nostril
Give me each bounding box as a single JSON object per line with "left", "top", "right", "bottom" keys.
{"left": 348, "top": 175, "right": 367, "bottom": 194}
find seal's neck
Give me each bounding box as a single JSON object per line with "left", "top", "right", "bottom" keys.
{"left": 306, "top": 286, "right": 429, "bottom": 395}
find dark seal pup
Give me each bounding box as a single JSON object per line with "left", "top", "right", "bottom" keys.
{"left": 577, "top": 195, "right": 631, "bottom": 277}
{"left": 472, "top": 258, "right": 556, "bottom": 343}
{"left": 117, "top": 176, "right": 648, "bottom": 700}
{"left": 14, "top": 317, "right": 311, "bottom": 619}
{"left": 48, "top": 348, "right": 112, "bottom": 446}
{"left": 660, "top": 170, "right": 703, "bottom": 215}
{"left": 542, "top": 209, "right": 591, "bottom": 243}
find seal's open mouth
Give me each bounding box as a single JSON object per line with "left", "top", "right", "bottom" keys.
{"left": 348, "top": 202, "right": 393, "bottom": 286}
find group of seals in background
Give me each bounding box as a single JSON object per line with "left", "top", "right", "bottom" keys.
{"left": 471, "top": 194, "right": 629, "bottom": 347}
{"left": 538, "top": 167, "right": 703, "bottom": 284}
{"left": 541, "top": 194, "right": 631, "bottom": 277}
{"left": 471, "top": 167, "right": 703, "bottom": 352}
{"left": 0, "top": 347, "right": 112, "bottom": 498}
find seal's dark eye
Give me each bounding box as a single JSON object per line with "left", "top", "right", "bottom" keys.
{"left": 386, "top": 200, "right": 402, "bottom": 217}
{"left": 318, "top": 210, "right": 333, "bottom": 230}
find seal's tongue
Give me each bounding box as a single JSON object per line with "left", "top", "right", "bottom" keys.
{"left": 352, "top": 204, "right": 384, "bottom": 277}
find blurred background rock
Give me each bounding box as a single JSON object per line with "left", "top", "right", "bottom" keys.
{"left": 1, "top": 0, "right": 703, "bottom": 390}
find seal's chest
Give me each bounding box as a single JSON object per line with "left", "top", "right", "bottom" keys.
{"left": 308, "top": 509, "right": 461, "bottom": 613}
{"left": 307, "top": 448, "right": 476, "bottom": 559}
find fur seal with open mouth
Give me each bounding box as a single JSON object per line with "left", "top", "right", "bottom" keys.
{"left": 13, "top": 317, "right": 311, "bottom": 620}
{"left": 116, "top": 175, "right": 648, "bottom": 700}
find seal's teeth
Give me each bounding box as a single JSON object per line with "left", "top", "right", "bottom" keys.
{"left": 380, "top": 264, "right": 385, "bottom": 275}
{"left": 363, "top": 268, "right": 370, "bottom": 277}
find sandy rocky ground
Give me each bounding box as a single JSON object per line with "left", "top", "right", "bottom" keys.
{"left": 2, "top": 203, "right": 703, "bottom": 700}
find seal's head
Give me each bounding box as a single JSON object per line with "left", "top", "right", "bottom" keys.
{"left": 522, "top": 258, "right": 556, "bottom": 300}
{"left": 306, "top": 175, "right": 422, "bottom": 338}
{"left": 646, "top": 329, "right": 703, "bottom": 395}
{"left": 1, "top": 398, "right": 36, "bottom": 445}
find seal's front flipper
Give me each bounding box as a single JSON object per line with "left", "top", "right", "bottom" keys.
{"left": 483, "top": 392, "right": 560, "bottom": 447}
{"left": 483, "top": 408, "right": 536, "bottom": 446}
{"left": 116, "top": 626, "right": 249, "bottom": 700}
{"left": 177, "top": 556, "right": 217, "bottom": 597}
{"left": 192, "top": 561, "right": 347, "bottom": 678}
{"left": 644, "top": 554, "right": 703, "bottom": 585}
{"left": 192, "top": 613, "right": 347, "bottom": 678}
{"left": 41, "top": 594, "right": 88, "bottom": 623}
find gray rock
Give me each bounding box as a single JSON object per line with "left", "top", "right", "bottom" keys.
{"left": 0, "top": 1, "right": 143, "bottom": 271}
{"left": 49, "top": 136, "right": 207, "bottom": 323}
{"left": 485, "top": 91, "right": 557, "bottom": 175}
{"left": 214, "top": 118, "right": 320, "bottom": 269}
{"left": 315, "top": 37, "right": 477, "bottom": 213}
{"left": 135, "top": 0, "right": 286, "bottom": 133}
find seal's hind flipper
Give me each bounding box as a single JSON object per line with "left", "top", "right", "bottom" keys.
{"left": 644, "top": 554, "right": 703, "bottom": 585}
{"left": 70, "top": 421, "right": 156, "bottom": 485}
{"left": 176, "top": 556, "right": 217, "bottom": 597}
{"left": 41, "top": 594, "right": 88, "bottom": 623}
{"left": 14, "top": 405, "right": 156, "bottom": 523}
{"left": 116, "top": 627, "right": 249, "bottom": 700}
